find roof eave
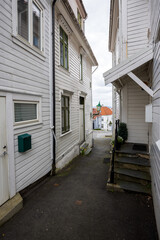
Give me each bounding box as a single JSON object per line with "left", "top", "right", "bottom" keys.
{"left": 61, "top": 0, "right": 98, "bottom": 66}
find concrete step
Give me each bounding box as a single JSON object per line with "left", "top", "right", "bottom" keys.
{"left": 84, "top": 147, "right": 92, "bottom": 155}
{"left": 107, "top": 180, "right": 151, "bottom": 195}
{"left": 80, "top": 143, "right": 89, "bottom": 155}
{"left": 115, "top": 157, "right": 150, "bottom": 172}
{"left": 0, "top": 193, "right": 23, "bottom": 227}
{"left": 115, "top": 168, "right": 151, "bottom": 183}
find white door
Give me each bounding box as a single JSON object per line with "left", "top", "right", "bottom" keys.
{"left": 0, "top": 97, "right": 9, "bottom": 206}
{"left": 80, "top": 105, "right": 85, "bottom": 143}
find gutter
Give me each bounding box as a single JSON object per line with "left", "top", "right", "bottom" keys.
{"left": 51, "top": 0, "right": 57, "bottom": 175}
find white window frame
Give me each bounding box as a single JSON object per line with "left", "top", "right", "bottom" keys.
{"left": 59, "top": 89, "right": 74, "bottom": 137}
{"left": 61, "top": 95, "right": 70, "bottom": 135}
{"left": 12, "top": 0, "right": 44, "bottom": 53}
{"left": 14, "top": 100, "right": 40, "bottom": 126}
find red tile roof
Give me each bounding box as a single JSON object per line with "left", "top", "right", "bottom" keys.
{"left": 92, "top": 107, "right": 112, "bottom": 119}
{"left": 100, "top": 107, "right": 112, "bottom": 116}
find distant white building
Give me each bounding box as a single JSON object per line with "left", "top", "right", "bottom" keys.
{"left": 93, "top": 106, "right": 112, "bottom": 130}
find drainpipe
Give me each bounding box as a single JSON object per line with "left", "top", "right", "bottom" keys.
{"left": 51, "top": 0, "right": 57, "bottom": 175}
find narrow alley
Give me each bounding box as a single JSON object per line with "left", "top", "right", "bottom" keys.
{"left": 0, "top": 133, "right": 158, "bottom": 240}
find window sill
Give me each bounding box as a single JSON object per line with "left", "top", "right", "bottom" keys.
{"left": 12, "top": 35, "right": 46, "bottom": 61}
{"left": 58, "top": 65, "right": 70, "bottom": 76}
{"left": 60, "top": 130, "right": 72, "bottom": 137}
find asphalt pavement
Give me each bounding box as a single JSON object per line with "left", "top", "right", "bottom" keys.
{"left": 0, "top": 134, "right": 158, "bottom": 240}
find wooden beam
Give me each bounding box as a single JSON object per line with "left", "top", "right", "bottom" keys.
{"left": 104, "top": 47, "right": 153, "bottom": 85}
{"left": 127, "top": 72, "right": 153, "bottom": 97}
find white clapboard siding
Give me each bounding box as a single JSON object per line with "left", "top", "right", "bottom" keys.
{"left": 127, "top": 81, "right": 149, "bottom": 144}
{"left": 0, "top": 0, "right": 52, "bottom": 192}
{"left": 127, "top": 0, "right": 149, "bottom": 58}
{"left": 150, "top": 0, "right": 160, "bottom": 235}
{"left": 55, "top": 9, "right": 93, "bottom": 165}
{"left": 115, "top": 91, "right": 120, "bottom": 120}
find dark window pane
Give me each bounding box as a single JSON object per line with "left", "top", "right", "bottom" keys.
{"left": 33, "top": 3, "right": 41, "bottom": 49}
{"left": 15, "top": 103, "right": 37, "bottom": 122}
{"left": 60, "top": 41, "right": 64, "bottom": 66}
{"left": 60, "top": 27, "right": 68, "bottom": 69}
{"left": 65, "top": 47, "right": 68, "bottom": 69}
{"left": 64, "top": 33, "right": 68, "bottom": 45}
{"left": 80, "top": 54, "right": 83, "bottom": 80}
{"left": 60, "top": 28, "right": 63, "bottom": 39}
{"left": 61, "top": 96, "right": 65, "bottom": 107}
{"left": 66, "top": 109, "right": 69, "bottom": 130}
{"left": 62, "top": 109, "right": 65, "bottom": 132}
{"left": 65, "top": 97, "right": 69, "bottom": 107}
{"left": 61, "top": 96, "right": 70, "bottom": 133}
{"left": 18, "top": 0, "right": 28, "bottom": 40}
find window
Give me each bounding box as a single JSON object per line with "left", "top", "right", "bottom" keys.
{"left": 60, "top": 27, "right": 68, "bottom": 70}
{"left": 14, "top": 102, "right": 38, "bottom": 123}
{"left": 80, "top": 54, "right": 83, "bottom": 81}
{"left": 77, "top": 9, "right": 82, "bottom": 28}
{"left": 61, "top": 96, "right": 70, "bottom": 134}
{"left": 17, "top": 0, "right": 43, "bottom": 50}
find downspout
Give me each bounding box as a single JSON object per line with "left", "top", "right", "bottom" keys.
{"left": 51, "top": 0, "right": 57, "bottom": 175}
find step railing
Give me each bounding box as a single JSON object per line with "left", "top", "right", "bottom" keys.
{"left": 109, "top": 119, "right": 120, "bottom": 184}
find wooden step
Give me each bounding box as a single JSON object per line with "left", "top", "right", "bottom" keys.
{"left": 117, "top": 180, "right": 151, "bottom": 195}
{"left": 115, "top": 168, "right": 151, "bottom": 181}
{"left": 107, "top": 180, "right": 151, "bottom": 195}
{"left": 115, "top": 157, "right": 150, "bottom": 172}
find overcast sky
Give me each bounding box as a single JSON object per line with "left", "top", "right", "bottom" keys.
{"left": 83, "top": 0, "right": 112, "bottom": 107}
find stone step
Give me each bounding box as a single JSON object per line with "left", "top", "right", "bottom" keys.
{"left": 115, "top": 157, "right": 150, "bottom": 172}
{"left": 107, "top": 180, "right": 151, "bottom": 195}
{"left": 114, "top": 168, "right": 151, "bottom": 182}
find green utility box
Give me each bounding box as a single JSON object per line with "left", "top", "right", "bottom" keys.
{"left": 18, "top": 134, "right": 31, "bottom": 152}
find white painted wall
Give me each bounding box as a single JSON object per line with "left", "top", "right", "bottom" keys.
{"left": 68, "top": 0, "right": 85, "bottom": 31}
{"left": 54, "top": 5, "right": 94, "bottom": 169}
{"left": 0, "top": 0, "right": 53, "bottom": 195}
{"left": 101, "top": 115, "right": 112, "bottom": 131}
{"left": 127, "top": 80, "right": 149, "bottom": 144}
{"left": 149, "top": 0, "right": 160, "bottom": 237}
{"left": 110, "top": 0, "right": 150, "bottom": 144}
{"left": 127, "top": 0, "right": 150, "bottom": 58}
{"left": 113, "top": 0, "right": 150, "bottom": 62}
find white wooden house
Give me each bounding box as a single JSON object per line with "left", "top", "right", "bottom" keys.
{"left": 54, "top": 0, "right": 97, "bottom": 169}
{"left": 0, "top": 0, "right": 54, "bottom": 207}
{"left": 0, "top": 0, "right": 97, "bottom": 211}
{"left": 103, "top": 0, "right": 160, "bottom": 237}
